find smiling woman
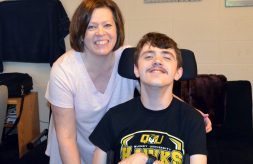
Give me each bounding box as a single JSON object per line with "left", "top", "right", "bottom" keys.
{"left": 44, "top": 0, "right": 139, "bottom": 164}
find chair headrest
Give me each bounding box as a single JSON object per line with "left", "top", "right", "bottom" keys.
{"left": 118, "top": 47, "right": 197, "bottom": 81}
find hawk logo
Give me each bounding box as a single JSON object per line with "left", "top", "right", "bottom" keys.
{"left": 120, "top": 130, "right": 184, "bottom": 163}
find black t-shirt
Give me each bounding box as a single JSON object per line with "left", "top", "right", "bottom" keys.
{"left": 89, "top": 97, "right": 207, "bottom": 163}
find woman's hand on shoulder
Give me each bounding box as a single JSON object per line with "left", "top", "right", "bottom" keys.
{"left": 197, "top": 110, "right": 212, "bottom": 133}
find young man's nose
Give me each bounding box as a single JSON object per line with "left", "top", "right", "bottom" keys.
{"left": 153, "top": 57, "right": 162, "bottom": 66}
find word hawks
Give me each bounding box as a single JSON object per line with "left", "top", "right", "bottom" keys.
{"left": 120, "top": 130, "right": 185, "bottom": 164}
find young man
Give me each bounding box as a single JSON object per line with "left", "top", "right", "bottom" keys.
{"left": 89, "top": 32, "right": 207, "bottom": 164}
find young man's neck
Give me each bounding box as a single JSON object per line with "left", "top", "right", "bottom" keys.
{"left": 140, "top": 86, "right": 173, "bottom": 111}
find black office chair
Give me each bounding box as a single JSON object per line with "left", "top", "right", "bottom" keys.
{"left": 215, "top": 81, "right": 253, "bottom": 164}
{"left": 116, "top": 47, "right": 198, "bottom": 164}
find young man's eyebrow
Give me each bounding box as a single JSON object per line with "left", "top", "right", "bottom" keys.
{"left": 161, "top": 50, "right": 172, "bottom": 54}
{"left": 140, "top": 50, "right": 155, "bottom": 56}
{"left": 140, "top": 49, "right": 175, "bottom": 58}
{"left": 161, "top": 50, "right": 176, "bottom": 58}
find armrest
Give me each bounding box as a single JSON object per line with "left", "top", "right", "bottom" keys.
{"left": 27, "top": 129, "right": 48, "bottom": 150}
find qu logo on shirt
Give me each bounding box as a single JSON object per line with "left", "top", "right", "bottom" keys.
{"left": 140, "top": 133, "right": 164, "bottom": 144}
{"left": 120, "top": 130, "right": 184, "bottom": 164}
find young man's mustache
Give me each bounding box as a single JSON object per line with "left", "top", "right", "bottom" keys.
{"left": 147, "top": 66, "right": 168, "bottom": 74}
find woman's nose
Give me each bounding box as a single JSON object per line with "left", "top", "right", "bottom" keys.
{"left": 96, "top": 26, "right": 105, "bottom": 35}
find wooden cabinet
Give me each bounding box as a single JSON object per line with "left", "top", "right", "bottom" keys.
{"left": 7, "top": 92, "right": 40, "bottom": 158}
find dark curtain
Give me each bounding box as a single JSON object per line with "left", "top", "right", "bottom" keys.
{"left": 0, "top": 0, "right": 70, "bottom": 72}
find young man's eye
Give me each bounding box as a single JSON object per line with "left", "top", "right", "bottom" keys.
{"left": 164, "top": 56, "right": 172, "bottom": 60}
{"left": 163, "top": 54, "right": 174, "bottom": 60}
{"left": 144, "top": 55, "right": 153, "bottom": 59}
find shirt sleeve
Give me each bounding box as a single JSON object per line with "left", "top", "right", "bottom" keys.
{"left": 89, "top": 110, "right": 115, "bottom": 152}
{"left": 45, "top": 61, "right": 74, "bottom": 108}
{"left": 186, "top": 111, "right": 208, "bottom": 156}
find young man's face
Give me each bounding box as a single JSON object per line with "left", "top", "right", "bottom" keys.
{"left": 134, "top": 44, "right": 183, "bottom": 88}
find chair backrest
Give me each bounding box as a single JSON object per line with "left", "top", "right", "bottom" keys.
{"left": 0, "top": 85, "right": 8, "bottom": 143}
{"left": 222, "top": 80, "right": 252, "bottom": 138}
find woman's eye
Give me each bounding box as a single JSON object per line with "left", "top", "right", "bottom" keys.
{"left": 87, "top": 25, "right": 96, "bottom": 30}
{"left": 104, "top": 24, "right": 112, "bottom": 28}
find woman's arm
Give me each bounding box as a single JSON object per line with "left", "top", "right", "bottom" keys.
{"left": 52, "top": 104, "right": 81, "bottom": 164}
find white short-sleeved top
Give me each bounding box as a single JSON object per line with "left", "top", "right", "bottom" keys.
{"left": 45, "top": 46, "right": 138, "bottom": 164}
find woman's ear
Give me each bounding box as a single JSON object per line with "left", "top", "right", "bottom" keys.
{"left": 134, "top": 64, "right": 140, "bottom": 78}
{"left": 174, "top": 67, "right": 183, "bottom": 81}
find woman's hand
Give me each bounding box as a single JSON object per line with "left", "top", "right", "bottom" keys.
{"left": 197, "top": 110, "right": 212, "bottom": 133}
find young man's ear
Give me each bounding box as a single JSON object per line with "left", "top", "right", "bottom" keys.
{"left": 134, "top": 64, "right": 140, "bottom": 78}
{"left": 174, "top": 67, "right": 183, "bottom": 81}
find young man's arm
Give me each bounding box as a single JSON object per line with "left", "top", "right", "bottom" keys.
{"left": 190, "top": 154, "right": 207, "bottom": 164}
{"left": 92, "top": 149, "right": 151, "bottom": 164}
{"left": 93, "top": 147, "right": 107, "bottom": 164}
{"left": 118, "top": 153, "right": 163, "bottom": 164}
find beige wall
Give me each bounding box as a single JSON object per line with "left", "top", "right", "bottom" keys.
{"left": 3, "top": 0, "right": 253, "bottom": 131}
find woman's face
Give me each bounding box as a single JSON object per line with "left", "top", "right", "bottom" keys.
{"left": 84, "top": 7, "right": 117, "bottom": 56}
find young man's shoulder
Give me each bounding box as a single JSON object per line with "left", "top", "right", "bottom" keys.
{"left": 173, "top": 97, "right": 203, "bottom": 119}
{"left": 108, "top": 97, "right": 140, "bottom": 115}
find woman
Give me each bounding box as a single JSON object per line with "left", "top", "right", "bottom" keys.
{"left": 45, "top": 0, "right": 137, "bottom": 163}
{"left": 45, "top": 0, "right": 211, "bottom": 164}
